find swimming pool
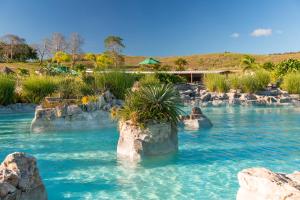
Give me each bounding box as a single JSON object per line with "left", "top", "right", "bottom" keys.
{"left": 1, "top": 106, "right": 300, "bottom": 199}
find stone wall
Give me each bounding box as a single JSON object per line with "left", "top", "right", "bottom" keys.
{"left": 237, "top": 167, "right": 300, "bottom": 200}
{"left": 0, "top": 152, "right": 47, "bottom": 200}
{"left": 117, "top": 121, "right": 178, "bottom": 160}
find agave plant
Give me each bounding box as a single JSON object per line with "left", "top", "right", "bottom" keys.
{"left": 114, "top": 84, "right": 183, "bottom": 126}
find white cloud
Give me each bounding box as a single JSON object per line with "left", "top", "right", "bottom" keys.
{"left": 251, "top": 28, "right": 272, "bottom": 37}
{"left": 230, "top": 33, "right": 240, "bottom": 38}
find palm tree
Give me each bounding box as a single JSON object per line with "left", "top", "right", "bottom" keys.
{"left": 240, "top": 55, "right": 258, "bottom": 72}
{"left": 174, "top": 58, "right": 188, "bottom": 71}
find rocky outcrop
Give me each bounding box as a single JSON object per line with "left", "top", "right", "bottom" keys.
{"left": 31, "top": 91, "right": 121, "bottom": 133}
{"left": 0, "top": 152, "right": 47, "bottom": 200}
{"left": 237, "top": 167, "right": 300, "bottom": 200}
{"left": 0, "top": 104, "right": 36, "bottom": 114}
{"left": 117, "top": 121, "right": 178, "bottom": 160}
{"left": 181, "top": 107, "right": 213, "bottom": 130}
{"left": 175, "top": 83, "right": 300, "bottom": 106}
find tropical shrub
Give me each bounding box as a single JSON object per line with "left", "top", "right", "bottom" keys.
{"left": 155, "top": 73, "right": 186, "bottom": 84}
{"left": 113, "top": 84, "right": 183, "bottom": 126}
{"left": 52, "top": 51, "right": 71, "bottom": 63}
{"left": 281, "top": 73, "right": 300, "bottom": 94}
{"left": 274, "top": 59, "right": 300, "bottom": 78}
{"left": 94, "top": 71, "right": 138, "bottom": 99}
{"left": 0, "top": 75, "right": 16, "bottom": 105}
{"left": 204, "top": 74, "right": 229, "bottom": 93}
{"left": 22, "top": 76, "right": 58, "bottom": 103}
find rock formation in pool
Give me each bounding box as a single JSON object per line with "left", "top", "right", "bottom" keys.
{"left": 237, "top": 167, "right": 300, "bottom": 200}
{"left": 0, "top": 152, "right": 47, "bottom": 200}
{"left": 117, "top": 120, "right": 178, "bottom": 160}
{"left": 181, "top": 107, "right": 213, "bottom": 130}
{"left": 114, "top": 84, "right": 182, "bottom": 160}
{"left": 31, "top": 91, "right": 122, "bottom": 133}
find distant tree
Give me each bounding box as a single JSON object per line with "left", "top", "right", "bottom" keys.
{"left": 32, "top": 39, "right": 51, "bottom": 65}
{"left": 174, "top": 58, "right": 188, "bottom": 71}
{"left": 104, "top": 36, "right": 125, "bottom": 67}
{"left": 69, "top": 33, "right": 84, "bottom": 67}
{"left": 13, "top": 44, "right": 37, "bottom": 61}
{"left": 52, "top": 51, "right": 71, "bottom": 64}
{"left": 84, "top": 53, "right": 97, "bottom": 67}
{"left": 240, "top": 55, "right": 259, "bottom": 72}
{"left": 0, "top": 34, "right": 25, "bottom": 61}
{"left": 50, "top": 32, "right": 67, "bottom": 54}
{"left": 96, "top": 54, "right": 113, "bottom": 69}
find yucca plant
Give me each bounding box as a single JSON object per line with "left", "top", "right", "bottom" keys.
{"left": 0, "top": 75, "right": 16, "bottom": 105}
{"left": 113, "top": 84, "right": 183, "bottom": 126}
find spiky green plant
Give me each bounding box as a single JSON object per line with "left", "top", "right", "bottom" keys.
{"left": 114, "top": 84, "right": 183, "bottom": 126}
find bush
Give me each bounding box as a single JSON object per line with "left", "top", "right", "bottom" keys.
{"left": 94, "top": 71, "right": 138, "bottom": 99}
{"left": 113, "top": 84, "right": 183, "bottom": 126}
{"left": 254, "top": 70, "right": 271, "bottom": 90}
{"left": 57, "top": 77, "right": 89, "bottom": 99}
{"left": 203, "top": 74, "right": 229, "bottom": 93}
{"left": 155, "top": 73, "right": 187, "bottom": 84}
{"left": 22, "top": 76, "right": 58, "bottom": 103}
{"left": 274, "top": 59, "right": 300, "bottom": 78}
{"left": 139, "top": 74, "right": 161, "bottom": 87}
{"left": 281, "top": 73, "right": 300, "bottom": 94}
{"left": 0, "top": 75, "right": 16, "bottom": 105}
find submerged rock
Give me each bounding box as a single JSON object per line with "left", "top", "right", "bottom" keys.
{"left": 237, "top": 167, "right": 300, "bottom": 200}
{"left": 182, "top": 107, "right": 213, "bottom": 130}
{"left": 117, "top": 121, "right": 178, "bottom": 160}
{"left": 0, "top": 152, "right": 47, "bottom": 200}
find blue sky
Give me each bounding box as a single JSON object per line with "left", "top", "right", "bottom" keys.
{"left": 1, "top": 0, "right": 300, "bottom": 56}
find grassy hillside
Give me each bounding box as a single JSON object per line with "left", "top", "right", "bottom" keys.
{"left": 125, "top": 52, "right": 300, "bottom": 70}
{"left": 2, "top": 52, "right": 300, "bottom": 72}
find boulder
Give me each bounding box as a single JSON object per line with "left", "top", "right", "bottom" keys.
{"left": 183, "top": 107, "right": 213, "bottom": 130}
{"left": 67, "top": 105, "right": 82, "bottom": 116}
{"left": 117, "top": 121, "right": 178, "bottom": 160}
{"left": 200, "top": 93, "right": 211, "bottom": 102}
{"left": 0, "top": 152, "right": 47, "bottom": 200}
{"left": 240, "top": 93, "right": 257, "bottom": 101}
{"left": 237, "top": 167, "right": 300, "bottom": 200}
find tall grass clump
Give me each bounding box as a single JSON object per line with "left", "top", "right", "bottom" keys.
{"left": 239, "top": 75, "right": 259, "bottom": 93}
{"left": 255, "top": 70, "right": 271, "bottom": 90}
{"left": 228, "top": 74, "right": 240, "bottom": 90}
{"left": 112, "top": 84, "right": 183, "bottom": 126}
{"left": 57, "top": 77, "right": 93, "bottom": 99}
{"left": 139, "top": 74, "right": 161, "bottom": 87}
{"left": 203, "top": 74, "right": 229, "bottom": 93}
{"left": 0, "top": 75, "right": 16, "bottom": 105}
{"left": 94, "top": 71, "right": 138, "bottom": 99}
{"left": 281, "top": 73, "right": 300, "bottom": 94}
{"left": 22, "top": 76, "right": 58, "bottom": 103}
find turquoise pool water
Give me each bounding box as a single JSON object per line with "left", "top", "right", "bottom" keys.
{"left": 1, "top": 106, "right": 300, "bottom": 199}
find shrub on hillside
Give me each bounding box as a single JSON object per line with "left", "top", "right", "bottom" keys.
{"left": 281, "top": 73, "right": 300, "bottom": 94}
{"left": 22, "top": 76, "right": 58, "bottom": 104}
{"left": 204, "top": 74, "right": 229, "bottom": 93}
{"left": 0, "top": 75, "right": 16, "bottom": 105}
{"left": 94, "top": 71, "right": 138, "bottom": 99}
